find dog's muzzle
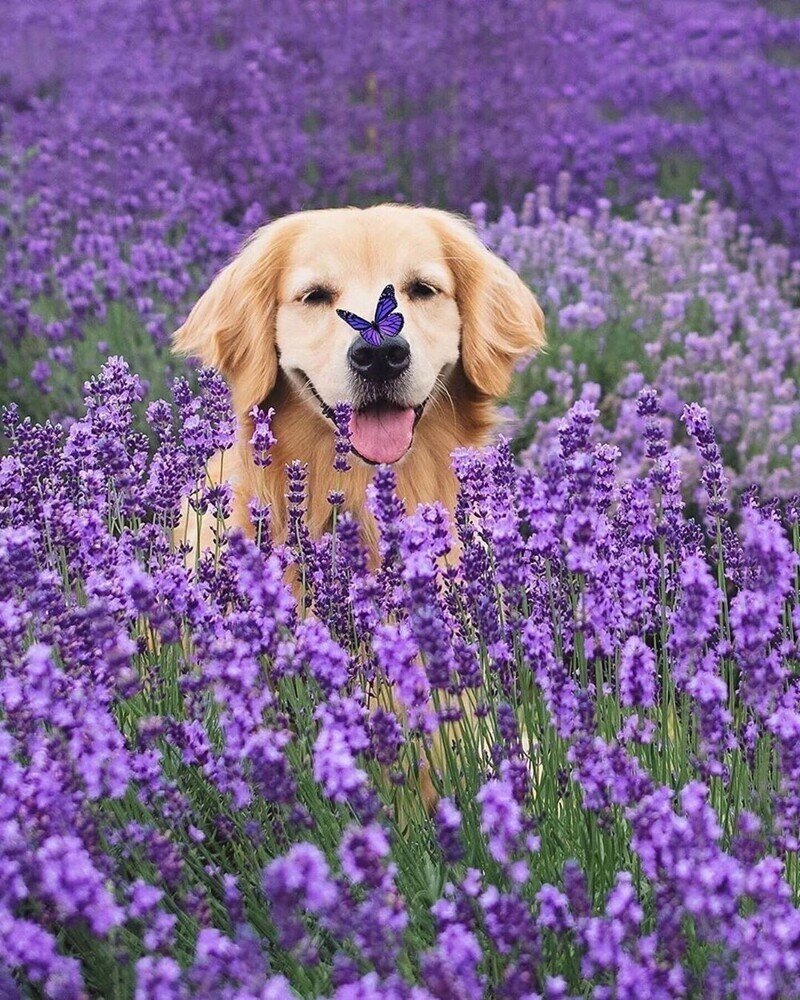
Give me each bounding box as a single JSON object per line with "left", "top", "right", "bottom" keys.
{"left": 297, "top": 367, "right": 427, "bottom": 467}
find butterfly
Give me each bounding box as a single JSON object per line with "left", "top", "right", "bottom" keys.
{"left": 336, "top": 284, "right": 404, "bottom": 347}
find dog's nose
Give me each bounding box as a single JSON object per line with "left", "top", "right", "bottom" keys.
{"left": 347, "top": 336, "right": 411, "bottom": 382}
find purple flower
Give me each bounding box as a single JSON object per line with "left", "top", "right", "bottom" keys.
{"left": 0, "top": 911, "right": 83, "bottom": 998}
{"left": 435, "top": 798, "right": 465, "bottom": 864}
{"left": 537, "top": 884, "right": 574, "bottom": 933}
{"left": 263, "top": 843, "right": 338, "bottom": 950}
{"left": 668, "top": 556, "right": 721, "bottom": 685}
{"left": 369, "top": 708, "right": 405, "bottom": 767}
{"left": 295, "top": 618, "right": 350, "bottom": 695}
{"left": 373, "top": 624, "right": 435, "bottom": 734}
{"left": 135, "top": 957, "right": 186, "bottom": 1000}
{"left": 313, "top": 696, "right": 369, "bottom": 803}
{"left": 339, "top": 823, "right": 391, "bottom": 888}
{"left": 480, "top": 884, "right": 540, "bottom": 956}
{"left": 248, "top": 404, "right": 277, "bottom": 468}
{"left": 476, "top": 776, "right": 524, "bottom": 866}
{"left": 421, "top": 923, "right": 484, "bottom": 999}
{"left": 37, "top": 835, "right": 123, "bottom": 935}
{"left": 682, "top": 403, "right": 729, "bottom": 522}
{"left": 333, "top": 401, "right": 353, "bottom": 473}
{"left": 619, "top": 636, "right": 657, "bottom": 709}
{"left": 242, "top": 727, "right": 296, "bottom": 804}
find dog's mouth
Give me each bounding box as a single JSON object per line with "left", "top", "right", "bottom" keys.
{"left": 299, "top": 374, "right": 426, "bottom": 465}
{"left": 348, "top": 400, "right": 425, "bottom": 465}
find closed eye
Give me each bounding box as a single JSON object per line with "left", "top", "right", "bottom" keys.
{"left": 298, "top": 285, "right": 336, "bottom": 305}
{"left": 406, "top": 279, "right": 440, "bottom": 301}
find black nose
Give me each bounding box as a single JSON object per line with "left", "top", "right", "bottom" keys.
{"left": 347, "top": 336, "right": 410, "bottom": 383}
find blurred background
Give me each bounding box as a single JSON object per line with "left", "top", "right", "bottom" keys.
{"left": 2, "top": 0, "right": 800, "bottom": 493}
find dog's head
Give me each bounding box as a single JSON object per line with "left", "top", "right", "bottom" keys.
{"left": 174, "top": 204, "right": 544, "bottom": 465}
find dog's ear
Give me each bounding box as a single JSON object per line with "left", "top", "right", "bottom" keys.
{"left": 422, "top": 208, "right": 545, "bottom": 398}
{"left": 173, "top": 216, "right": 298, "bottom": 413}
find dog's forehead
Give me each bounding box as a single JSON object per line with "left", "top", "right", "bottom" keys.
{"left": 284, "top": 208, "right": 447, "bottom": 287}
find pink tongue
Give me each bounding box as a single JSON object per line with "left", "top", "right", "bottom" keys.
{"left": 349, "top": 406, "right": 416, "bottom": 464}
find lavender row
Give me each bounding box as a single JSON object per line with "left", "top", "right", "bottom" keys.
{"left": 479, "top": 187, "right": 800, "bottom": 498}
{"left": 2, "top": 2, "right": 800, "bottom": 437}
{"left": 5, "top": 177, "right": 800, "bottom": 502}
{"left": 3, "top": 0, "right": 799, "bottom": 234}
{"left": 2, "top": 359, "right": 800, "bottom": 996}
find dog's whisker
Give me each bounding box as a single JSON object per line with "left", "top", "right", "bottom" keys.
{"left": 427, "top": 374, "right": 458, "bottom": 433}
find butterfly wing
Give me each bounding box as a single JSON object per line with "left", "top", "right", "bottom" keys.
{"left": 337, "top": 309, "right": 373, "bottom": 334}
{"left": 373, "top": 284, "right": 404, "bottom": 338}
{"left": 374, "top": 284, "right": 399, "bottom": 324}
{"left": 376, "top": 312, "right": 404, "bottom": 338}
{"left": 338, "top": 288, "right": 403, "bottom": 345}
{"left": 360, "top": 324, "right": 383, "bottom": 347}
{"left": 337, "top": 309, "right": 383, "bottom": 346}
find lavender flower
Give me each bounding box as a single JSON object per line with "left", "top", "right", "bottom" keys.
{"left": 618, "top": 636, "right": 656, "bottom": 709}
{"left": 333, "top": 401, "right": 353, "bottom": 473}
{"left": 37, "top": 835, "right": 123, "bottom": 935}
{"left": 435, "top": 798, "right": 465, "bottom": 864}
{"left": 476, "top": 775, "right": 529, "bottom": 868}
{"left": 421, "top": 923, "right": 484, "bottom": 1000}
{"left": 262, "top": 843, "right": 337, "bottom": 950}
{"left": 248, "top": 404, "right": 277, "bottom": 468}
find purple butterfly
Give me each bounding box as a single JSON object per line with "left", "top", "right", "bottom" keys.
{"left": 336, "top": 284, "right": 404, "bottom": 347}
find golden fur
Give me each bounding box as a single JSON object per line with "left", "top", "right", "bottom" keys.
{"left": 173, "top": 203, "right": 544, "bottom": 549}
{"left": 173, "top": 204, "right": 544, "bottom": 814}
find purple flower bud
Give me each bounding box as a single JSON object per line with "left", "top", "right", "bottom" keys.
{"left": 248, "top": 405, "right": 277, "bottom": 468}
{"left": 333, "top": 401, "right": 353, "bottom": 473}
{"left": 619, "top": 636, "right": 657, "bottom": 709}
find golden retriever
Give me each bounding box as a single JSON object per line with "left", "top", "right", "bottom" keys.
{"left": 173, "top": 203, "right": 544, "bottom": 550}
{"left": 173, "top": 204, "right": 544, "bottom": 814}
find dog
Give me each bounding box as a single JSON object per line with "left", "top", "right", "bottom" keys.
{"left": 173, "top": 204, "right": 544, "bottom": 815}
{"left": 173, "top": 203, "right": 544, "bottom": 553}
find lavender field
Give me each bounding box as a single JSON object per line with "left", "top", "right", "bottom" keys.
{"left": 3, "top": 2, "right": 800, "bottom": 998}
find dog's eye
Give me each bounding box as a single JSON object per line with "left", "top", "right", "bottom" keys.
{"left": 300, "top": 286, "right": 334, "bottom": 305}
{"left": 407, "top": 280, "right": 439, "bottom": 300}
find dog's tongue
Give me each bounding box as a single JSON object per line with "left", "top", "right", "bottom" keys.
{"left": 349, "top": 405, "right": 416, "bottom": 464}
